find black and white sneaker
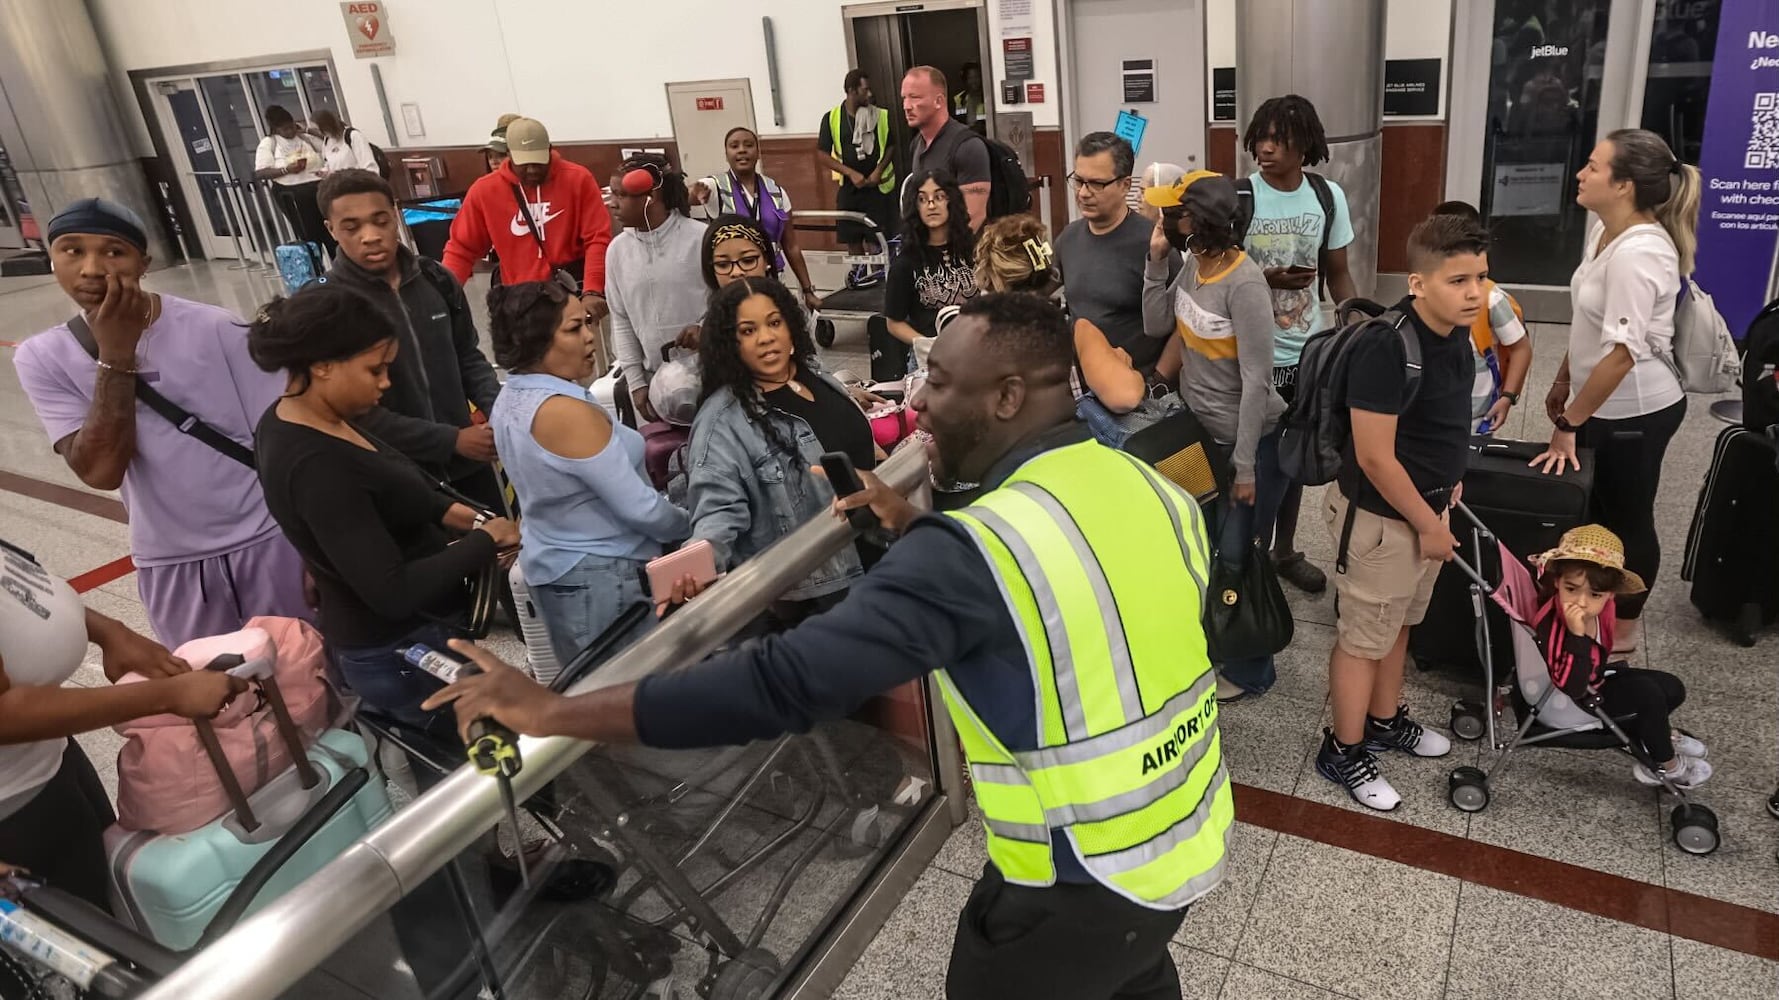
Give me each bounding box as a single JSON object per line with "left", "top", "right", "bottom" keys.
{"left": 1316, "top": 729, "right": 1401, "bottom": 812}
{"left": 1364, "top": 707, "right": 1452, "bottom": 758}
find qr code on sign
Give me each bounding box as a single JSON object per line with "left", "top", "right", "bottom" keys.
{"left": 1750, "top": 92, "right": 1779, "bottom": 169}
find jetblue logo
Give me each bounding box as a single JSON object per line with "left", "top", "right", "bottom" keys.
{"left": 1531, "top": 44, "right": 1569, "bottom": 57}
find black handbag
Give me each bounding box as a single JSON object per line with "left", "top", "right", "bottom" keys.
{"left": 1204, "top": 537, "right": 1294, "bottom": 662}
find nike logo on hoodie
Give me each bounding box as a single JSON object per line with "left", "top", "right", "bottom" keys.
{"left": 511, "top": 203, "right": 565, "bottom": 238}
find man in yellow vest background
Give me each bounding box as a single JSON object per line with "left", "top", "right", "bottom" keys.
{"left": 427, "top": 292, "right": 1234, "bottom": 999}
{"left": 818, "top": 68, "right": 899, "bottom": 288}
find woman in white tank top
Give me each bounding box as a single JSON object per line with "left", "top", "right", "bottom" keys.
{"left": 1532, "top": 129, "right": 1702, "bottom": 655}
{"left": 0, "top": 539, "right": 245, "bottom": 910}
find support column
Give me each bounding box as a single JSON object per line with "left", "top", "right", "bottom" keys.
{"left": 0, "top": 0, "right": 169, "bottom": 260}
{"left": 1235, "top": 0, "right": 1385, "bottom": 295}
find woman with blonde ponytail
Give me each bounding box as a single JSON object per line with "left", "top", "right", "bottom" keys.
{"left": 1531, "top": 128, "right": 1699, "bottom": 655}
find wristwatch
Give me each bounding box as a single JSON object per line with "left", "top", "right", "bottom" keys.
{"left": 1502, "top": 390, "right": 1521, "bottom": 406}
{"left": 1554, "top": 413, "right": 1583, "bottom": 434}
{"left": 471, "top": 512, "right": 489, "bottom": 532}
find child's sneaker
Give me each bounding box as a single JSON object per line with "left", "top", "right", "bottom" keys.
{"left": 1316, "top": 729, "right": 1401, "bottom": 811}
{"left": 1633, "top": 755, "right": 1713, "bottom": 789}
{"left": 1363, "top": 706, "right": 1452, "bottom": 758}
{"left": 1671, "top": 731, "right": 1707, "bottom": 759}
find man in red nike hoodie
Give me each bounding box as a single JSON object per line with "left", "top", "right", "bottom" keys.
{"left": 443, "top": 116, "right": 614, "bottom": 321}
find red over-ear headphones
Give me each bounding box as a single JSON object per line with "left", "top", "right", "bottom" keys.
{"left": 621, "top": 164, "right": 662, "bottom": 195}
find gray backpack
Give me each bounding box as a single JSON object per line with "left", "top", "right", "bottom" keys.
{"left": 1665, "top": 276, "right": 1741, "bottom": 394}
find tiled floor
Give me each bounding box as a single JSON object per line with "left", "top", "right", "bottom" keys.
{"left": 3, "top": 263, "right": 1776, "bottom": 998}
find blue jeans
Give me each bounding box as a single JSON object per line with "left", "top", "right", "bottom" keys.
{"left": 530, "top": 553, "right": 655, "bottom": 670}
{"left": 1214, "top": 431, "right": 1284, "bottom": 694}
{"left": 332, "top": 622, "right": 459, "bottom": 737}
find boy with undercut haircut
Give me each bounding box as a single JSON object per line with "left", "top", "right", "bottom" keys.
{"left": 1315, "top": 213, "right": 1491, "bottom": 811}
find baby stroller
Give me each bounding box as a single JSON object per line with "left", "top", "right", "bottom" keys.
{"left": 1438, "top": 503, "right": 1721, "bottom": 855}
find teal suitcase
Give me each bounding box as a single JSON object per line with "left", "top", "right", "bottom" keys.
{"left": 104, "top": 727, "right": 394, "bottom": 950}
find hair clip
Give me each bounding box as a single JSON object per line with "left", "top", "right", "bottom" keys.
{"left": 254, "top": 308, "right": 271, "bottom": 324}
{"left": 1021, "top": 238, "right": 1054, "bottom": 272}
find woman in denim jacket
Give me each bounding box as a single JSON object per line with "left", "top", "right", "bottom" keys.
{"left": 688, "top": 278, "right": 877, "bottom": 627}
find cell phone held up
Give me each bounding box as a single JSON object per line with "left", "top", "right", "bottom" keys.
{"left": 819, "top": 451, "right": 878, "bottom": 534}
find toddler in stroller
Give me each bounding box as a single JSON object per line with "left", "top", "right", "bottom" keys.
{"left": 1529, "top": 525, "right": 1710, "bottom": 789}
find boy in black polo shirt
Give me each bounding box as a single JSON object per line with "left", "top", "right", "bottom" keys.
{"left": 1316, "top": 214, "right": 1489, "bottom": 811}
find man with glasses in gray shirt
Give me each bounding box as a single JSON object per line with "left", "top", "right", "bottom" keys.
{"left": 1055, "top": 132, "right": 1179, "bottom": 372}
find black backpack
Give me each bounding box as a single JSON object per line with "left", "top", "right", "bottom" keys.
{"left": 347, "top": 126, "right": 393, "bottom": 180}
{"left": 1233, "top": 172, "right": 1336, "bottom": 255}
{"left": 979, "top": 135, "right": 1033, "bottom": 219}
{"left": 1742, "top": 298, "right": 1779, "bottom": 432}
{"left": 1276, "top": 298, "right": 1420, "bottom": 487}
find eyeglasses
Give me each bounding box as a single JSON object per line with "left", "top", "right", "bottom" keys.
{"left": 712, "top": 252, "right": 766, "bottom": 275}
{"left": 1068, "top": 173, "right": 1129, "bottom": 192}
{"left": 916, "top": 192, "right": 950, "bottom": 207}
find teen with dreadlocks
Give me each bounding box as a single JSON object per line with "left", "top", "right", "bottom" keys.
{"left": 1239, "top": 94, "right": 1358, "bottom": 597}
{"left": 687, "top": 277, "right": 875, "bottom": 628}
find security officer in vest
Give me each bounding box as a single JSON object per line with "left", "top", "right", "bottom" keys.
{"left": 424, "top": 293, "right": 1232, "bottom": 1000}
{"left": 817, "top": 68, "right": 898, "bottom": 288}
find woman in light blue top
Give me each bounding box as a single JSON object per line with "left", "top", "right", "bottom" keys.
{"left": 488, "top": 281, "right": 689, "bottom": 665}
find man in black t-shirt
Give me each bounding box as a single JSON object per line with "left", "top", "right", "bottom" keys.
{"left": 818, "top": 69, "right": 898, "bottom": 284}
{"left": 903, "top": 66, "right": 991, "bottom": 229}
{"left": 1315, "top": 213, "right": 1490, "bottom": 813}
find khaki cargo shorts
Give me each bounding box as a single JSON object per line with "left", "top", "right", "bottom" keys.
{"left": 1325, "top": 488, "right": 1442, "bottom": 660}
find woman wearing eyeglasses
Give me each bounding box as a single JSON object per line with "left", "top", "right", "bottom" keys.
{"left": 874, "top": 169, "right": 978, "bottom": 379}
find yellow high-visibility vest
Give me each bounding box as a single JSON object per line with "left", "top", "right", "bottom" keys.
{"left": 940, "top": 440, "right": 1233, "bottom": 910}
{"left": 827, "top": 105, "right": 895, "bottom": 194}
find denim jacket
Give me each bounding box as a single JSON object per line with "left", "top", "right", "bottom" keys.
{"left": 687, "top": 365, "right": 863, "bottom": 601}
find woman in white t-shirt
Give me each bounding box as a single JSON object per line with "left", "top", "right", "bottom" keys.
{"left": 312, "top": 110, "right": 379, "bottom": 175}
{"left": 0, "top": 539, "right": 244, "bottom": 911}
{"left": 1533, "top": 129, "right": 1701, "bottom": 654}
{"left": 251, "top": 105, "right": 335, "bottom": 259}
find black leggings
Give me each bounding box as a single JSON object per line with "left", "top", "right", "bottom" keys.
{"left": 1577, "top": 398, "right": 1686, "bottom": 619}
{"left": 1598, "top": 667, "right": 1687, "bottom": 762}
{"left": 272, "top": 180, "right": 337, "bottom": 259}
{"left": 0, "top": 741, "right": 115, "bottom": 913}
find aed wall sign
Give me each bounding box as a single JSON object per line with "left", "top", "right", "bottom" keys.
{"left": 340, "top": 2, "right": 396, "bottom": 59}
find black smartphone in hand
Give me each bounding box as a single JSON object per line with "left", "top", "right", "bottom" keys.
{"left": 820, "top": 451, "right": 878, "bottom": 535}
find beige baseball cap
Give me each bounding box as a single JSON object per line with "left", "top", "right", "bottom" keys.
{"left": 505, "top": 117, "right": 551, "bottom": 165}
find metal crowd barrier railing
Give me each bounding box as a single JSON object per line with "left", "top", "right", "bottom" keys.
{"left": 136, "top": 444, "right": 935, "bottom": 1000}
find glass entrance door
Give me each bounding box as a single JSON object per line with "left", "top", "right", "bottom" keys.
{"left": 146, "top": 62, "right": 342, "bottom": 260}
{"left": 1471, "top": 0, "right": 1727, "bottom": 287}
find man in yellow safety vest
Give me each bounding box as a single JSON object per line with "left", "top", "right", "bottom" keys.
{"left": 426, "top": 292, "right": 1233, "bottom": 999}
{"left": 818, "top": 68, "right": 898, "bottom": 288}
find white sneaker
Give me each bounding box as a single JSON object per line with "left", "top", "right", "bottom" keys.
{"left": 1316, "top": 730, "right": 1402, "bottom": 812}
{"left": 1363, "top": 709, "right": 1453, "bottom": 758}
{"left": 1634, "top": 755, "right": 1714, "bottom": 789}
{"left": 1671, "top": 731, "right": 1708, "bottom": 759}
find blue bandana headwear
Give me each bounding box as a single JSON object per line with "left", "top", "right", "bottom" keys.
{"left": 46, "top": 198, "right": 149, "bottom": 253}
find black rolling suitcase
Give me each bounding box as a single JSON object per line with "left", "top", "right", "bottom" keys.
{"left": 1410, "top": 437, "right": 1594, "bottom": 672}
{"left": 1681, "top": 425, "right": 1779, "bottom": 645}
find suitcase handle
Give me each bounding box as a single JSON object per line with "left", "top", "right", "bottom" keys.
{"left": 193, "top": 717, "right": 259, "bottom": 834}
{"left": 195, "top": 767, "right": 371, "bottom": 949}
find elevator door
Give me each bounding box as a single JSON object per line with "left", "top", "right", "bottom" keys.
{"left": 845, "top": 0, "right": 993, "bottom": 181}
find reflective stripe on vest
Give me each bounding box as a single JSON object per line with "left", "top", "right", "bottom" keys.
{"left": 828, "top": 105, "right": 895, "bottom": 193}
{"left": 939, "top": 441, "right": 1233, "bottom": 910}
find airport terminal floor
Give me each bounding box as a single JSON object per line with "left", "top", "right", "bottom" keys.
{"left": 2, "top": 260, "right": 1775, "bottom": 1000}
